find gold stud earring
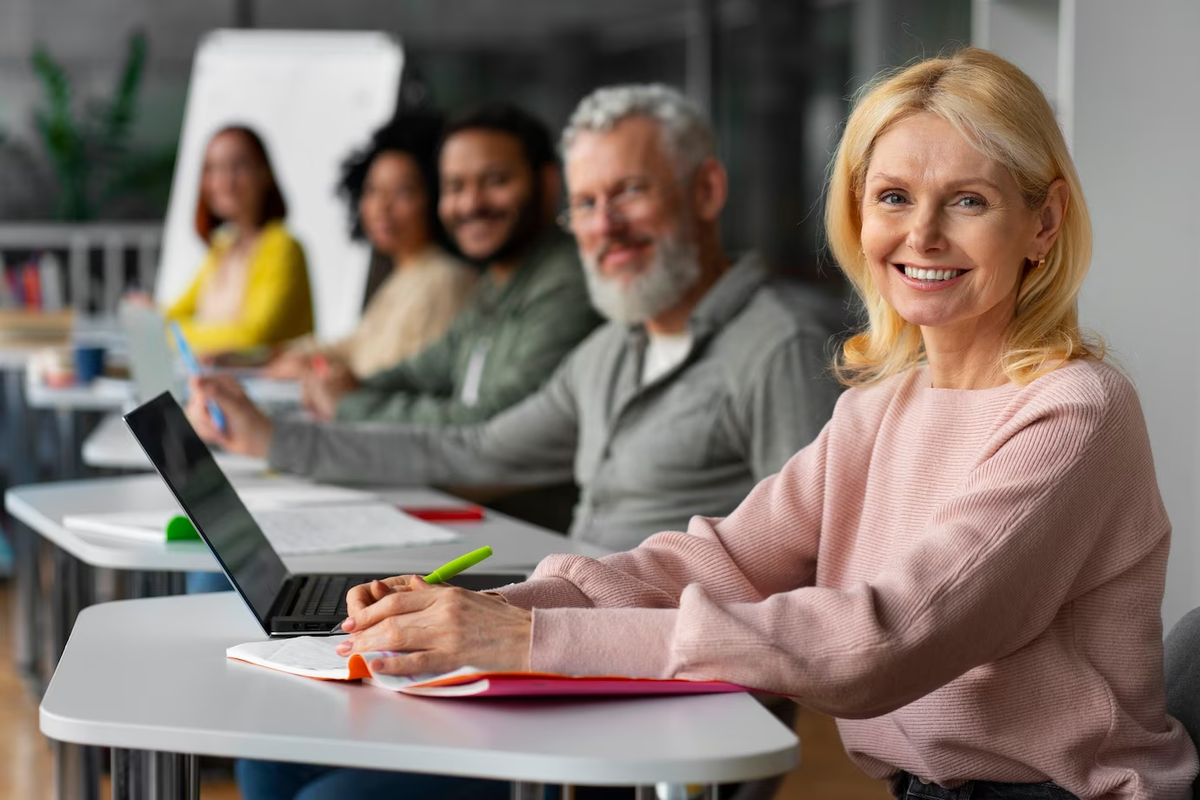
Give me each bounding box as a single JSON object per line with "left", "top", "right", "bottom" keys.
{"left": 1034, "top": 254, "right": 1046, "bottom": 269}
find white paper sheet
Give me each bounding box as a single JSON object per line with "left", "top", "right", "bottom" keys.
{"left": 236, "top": 485, "right": 377, "bottom": 509}
{"left": 251, "top": 503, "right": 460, "bottom": 555}
{"left": 227, "top": 636, "right": 480, "bottom": 688}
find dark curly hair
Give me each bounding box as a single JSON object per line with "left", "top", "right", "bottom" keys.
{"left": 441, "top": 103, "right": 557, "bottom": 173}
{"left": 337, "top": 110, "right": 449, "bottom": 250}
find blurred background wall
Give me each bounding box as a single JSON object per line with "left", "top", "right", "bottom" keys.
{"left": 3, "top": 0, "right": 1198, "bottom": 630}
{"left": 0, "top": 0, "right": 970, "bottom": 281}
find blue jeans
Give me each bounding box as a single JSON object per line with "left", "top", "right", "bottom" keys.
{"left": 235, "top": 760, "right": 512, "bottom": 800}
{"left": 236, "top": 759, "right": 670, "bottom": 800}
{"left": 185, "top": 570, "right": 231, "bottom": 593}
{"left": 892, "top": 772, "right": 1080, "bottom": 799}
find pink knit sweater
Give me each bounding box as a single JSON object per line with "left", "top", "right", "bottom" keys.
{"left": 499, "top": 360, "right": 1198, "bottom": 798}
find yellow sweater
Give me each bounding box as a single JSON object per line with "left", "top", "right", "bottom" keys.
{"left": 165, "top": 221, "right": 314, "bottom": 354}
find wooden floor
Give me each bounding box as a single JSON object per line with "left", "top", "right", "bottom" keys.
{"left": 0, "top": 578, "right": 889, "bottom": 800}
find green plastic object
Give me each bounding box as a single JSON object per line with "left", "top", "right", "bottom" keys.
{"left": 165, "top": 515, "right": 200, "bottom": 541}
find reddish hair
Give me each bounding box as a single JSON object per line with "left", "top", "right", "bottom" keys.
{"left": 194, "top": 125, "right": 288, "bottom": 243}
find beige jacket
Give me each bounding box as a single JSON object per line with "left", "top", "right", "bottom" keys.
{"left": 313, "top": 245, "right": 477, "bottom": 378}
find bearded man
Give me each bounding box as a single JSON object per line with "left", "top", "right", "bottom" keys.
{"left": 189, "top": 84, "right": 844, "bottom": 550}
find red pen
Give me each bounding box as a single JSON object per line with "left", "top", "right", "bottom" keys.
{"left": 310, "top": 354, "right": 330, "bottom": 378}
{"left": 400, "top": 505, "right": 486, "bottom": 522}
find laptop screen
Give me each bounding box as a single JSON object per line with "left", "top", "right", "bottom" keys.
{"left": 124, "top": 392, "right": 288, "bottom": 628}
{"left": 118, "top": 303, "right": 180, "bottom": 403}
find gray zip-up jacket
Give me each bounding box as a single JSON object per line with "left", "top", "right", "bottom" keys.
{"left": 269, "top": 255, "right": 845, "bottom": 550}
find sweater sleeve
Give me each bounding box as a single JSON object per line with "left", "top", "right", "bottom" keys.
{"left": 268, "top": 354, "right": 582, "bottom": 488}
{"left": 511, "top": 377, "right": 1164, "bottom": 718}
{"left": 172, "top": 230, "right": 313, "bottom": 354}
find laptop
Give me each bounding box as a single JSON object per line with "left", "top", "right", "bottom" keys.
{"left": 124, "top": 391, "right": 523, "bottom": 636}
{"left": 119, "top": 304, "right": 304, "bottom": 410}
{"left": 119, "top": 303, "right": 181, "bottom": 403}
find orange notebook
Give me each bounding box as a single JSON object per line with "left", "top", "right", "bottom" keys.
{"left": 227, "top": 636, "right": 747, "bottom": 698}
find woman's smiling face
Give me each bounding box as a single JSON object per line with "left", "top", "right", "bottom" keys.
{"left": 860, "top": 113, "right": 1047, "bottom": 342}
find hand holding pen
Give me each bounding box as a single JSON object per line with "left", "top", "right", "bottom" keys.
{"left": 183, "top": 374, "right": 275, "bottom": 458}
{"left": 339, "top": 546, "right": 494, "bottom": 626}
{"left": 334, "top": 547, "right": 532, "bottom": 675}
{"left": 170, "top": 322, "right": 227, "bottom": 434}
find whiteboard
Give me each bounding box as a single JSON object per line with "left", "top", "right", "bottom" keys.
{"left": 154, "top": 30, "right": 404, "bottom": 341}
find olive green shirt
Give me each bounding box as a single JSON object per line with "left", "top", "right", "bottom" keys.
{"left": 335, "top": 230, "right": 601, "bottom": 425}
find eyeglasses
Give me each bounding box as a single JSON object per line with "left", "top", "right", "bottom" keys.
{"left": 557, "top": 178, "right": 659, "bottom": 232}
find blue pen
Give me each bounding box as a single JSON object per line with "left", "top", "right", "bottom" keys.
{"left": 170, "top": 321, "right": 227, "bottom": 434}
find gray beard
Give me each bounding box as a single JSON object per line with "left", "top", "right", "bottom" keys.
{"left": 583, "top": 234, "right": 702, "bottom": 326}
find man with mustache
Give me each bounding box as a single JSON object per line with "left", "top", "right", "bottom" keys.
{"left": 191, "top": 84, "right": 844, "bottom": 557}
{"left": 302, "top": 103, "right": 600, "bottom": 426}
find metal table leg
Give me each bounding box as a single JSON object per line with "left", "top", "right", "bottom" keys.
{"left": 49, "top": 544, "right": 94, "bottom": 668}
{"left": 54, "top": 407, "right": 79, "bottom": 478}
{"left": 3, "top": 368, "right": 41, "bottom": 685}
{"left": 111, "top": 749, "right": 197, "bottom": 800}
{"left": 146, "top": 751, "right": 199, "bottom": 800}
{"left": 11, "top": 518, "right": 41, "bottom": 687}
{"left": 512, "top": 783, "right": 546, "bottom": 800}
{"left": 49, "top": 544, "right": 101, "bottom": 800}
{"left": 654, "top": 785, "right": 718, "bottom": 800}
{"left": 54, "top": 739, "right": 100, "bottom": 800}
{"left": 2, "top": 367, "right": 34, "bottom": 484}
{"left": 111, "top": 748, "right": 134, "bottom": 800}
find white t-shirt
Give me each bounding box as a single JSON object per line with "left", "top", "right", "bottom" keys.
{"left": 641, "top": 331, "right": 693, "bottom": 386}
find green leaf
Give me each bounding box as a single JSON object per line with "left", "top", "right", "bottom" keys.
{"left": 101, "top": 30, "right": 146, "bottom": 151}
{"left": 29, "top": 31, "right": 155, "bottom": 221}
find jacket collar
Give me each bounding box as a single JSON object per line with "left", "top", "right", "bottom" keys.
{"left": 624, "top": 251, "right": 768, "bottom": 343}
{"left": 478, "top": 228, "right": 574, "bottom": 305}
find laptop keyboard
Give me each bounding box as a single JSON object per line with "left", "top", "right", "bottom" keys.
{"left": 302, "top": 575, "right": 351, "bottom": 618}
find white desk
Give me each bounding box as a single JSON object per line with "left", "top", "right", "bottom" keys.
{"left": 10, "top": 473, "right": 612, "bottom": 800}
{"left": 82, "top": 412, "right": 267, "bottom": 472}
{"left": 42, "top": 593, "right": 799, "bottom": 799}
{"left": 24, "top": 374, "right": 134, "bottom": 412}
{"left": 5, "top": 473, "right": 608, "bottom": 574}
{"left": 6, "top": 471, "right": 609, "bottom": 683}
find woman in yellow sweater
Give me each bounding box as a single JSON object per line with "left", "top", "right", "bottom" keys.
{"left": 165, "top": 125, "right": 314, "bottom": 356}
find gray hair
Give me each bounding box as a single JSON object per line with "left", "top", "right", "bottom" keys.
{"left": 560, "top": 84, "right": 716, "bottom": 178}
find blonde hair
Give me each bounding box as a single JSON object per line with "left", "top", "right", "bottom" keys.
{"left": 825, "top": 47, "right": 1102, "bottom": 387}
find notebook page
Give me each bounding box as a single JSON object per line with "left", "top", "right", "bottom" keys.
{"left": 228, "top": 636, "right": 356, "bottom": 678}
{"left": 251, "top": 503, "right": 461, "bottom": 555}
{"left": 227, "top": 636, "right": 475, "bottom": 686}
{"left": 63, "top": 510, "right": 177, "bottom": 541}
{"left": 365, "top": 664, "right": 484, "bottom": 692}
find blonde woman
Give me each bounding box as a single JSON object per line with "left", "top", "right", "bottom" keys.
{"left": 331, "top": 50, "right": 1198, "bottom": 798}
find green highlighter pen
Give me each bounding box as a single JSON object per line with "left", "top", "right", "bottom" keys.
{"left": 329, "top": 546, "right": 494, "bottom": 635}
{"left": 422, "top": 545, "right": 493, "bottom": 584}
